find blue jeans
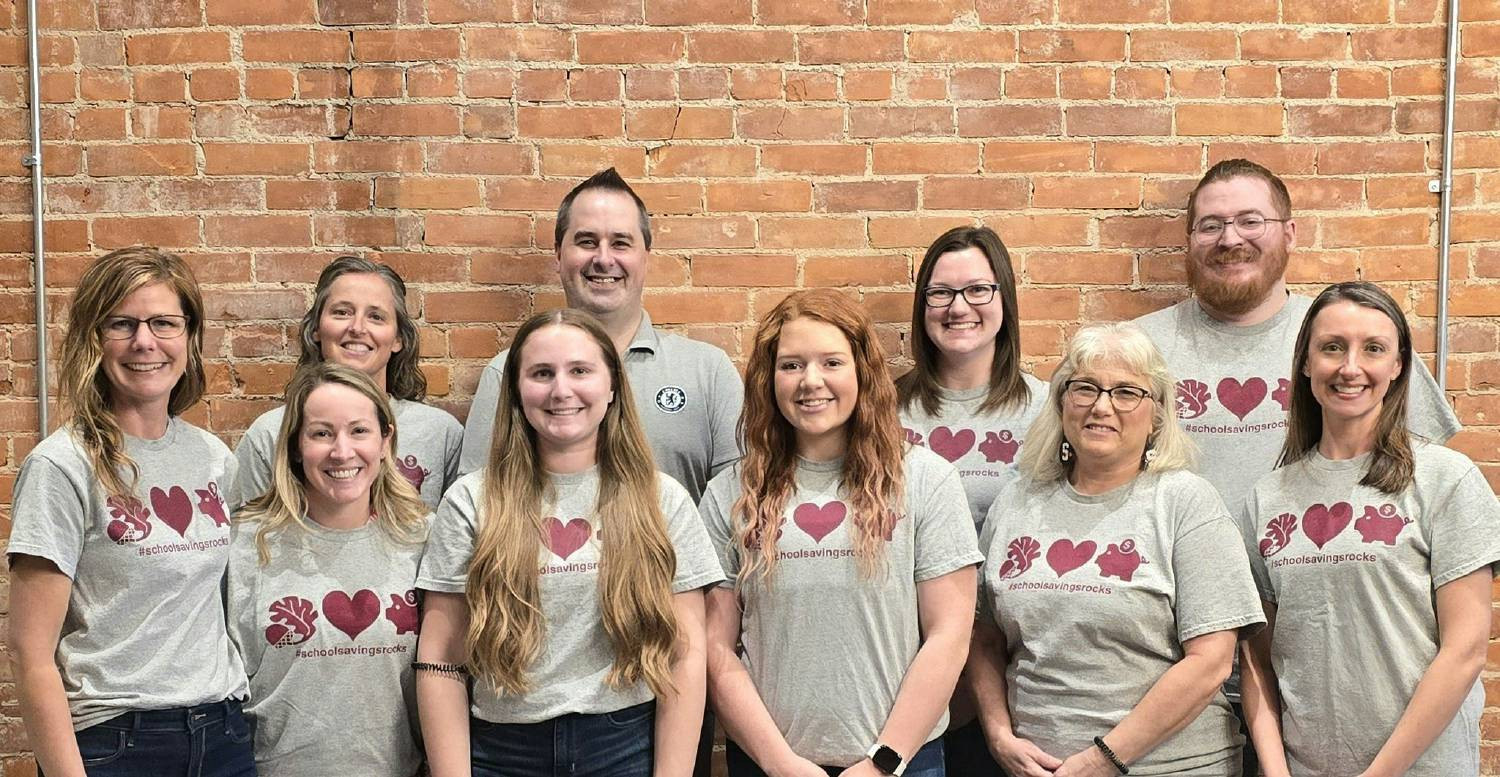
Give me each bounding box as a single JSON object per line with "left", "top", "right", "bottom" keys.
{"left": 470, "top": 701, "right": 655, "bottom": 777}
{"left": 942, "top": 718, "right": 1008, "bottom": 777}
{"left": 50, "top": 698, "right": 255, "bottom": 777}
{"left": 726, "top": 737, "right": 945, "bottom": 777}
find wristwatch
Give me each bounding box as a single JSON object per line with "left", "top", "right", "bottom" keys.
{"left": 865, "top": 743, "right": 908, "bottom": 776}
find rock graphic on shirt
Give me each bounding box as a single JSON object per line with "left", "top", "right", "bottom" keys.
{"left": 902, "top": 427, "right": 923, "bottom": 446}
{"left": 106, "top": 495, "right": 153, "bottom": 544}
{"left": 1301, "top": 502, "right": 1353, "bottom": 550}
{"left": 793, "top": 501, "right": 846, "bottom": 543}
{"left": 1216, "top": 378, "right": 1267, "bottom": 421}
{"left": 997, "top": 536, "right": 1042, "bottom": 579}
{"left": 1175, "top": 379, "right": 1212, "bottom": 420}
{"left": 979, "top": 431, "right": 1020, "bottom": 464}
{"left": 1046, "top": 539, "right": 1097, "bottom": 577}
{"left": 149, "top": 485, "right": 195, "bottom": 537}
{"left": 1354, "top": 504, "right": 1412, "bottom": 546}
{"left": 394, "top": 455, "right": 429, "bottom": 491}
{"left": 1259, "top": 512, "right": 1299, "bottom": 557}
{"left": 545, "top": 517, "right": 592, "bottom": 561}
{"left": 265, "top": 596, "right": 319, "bottom": 647}
{"left": 195, "top": 482, "right": 229, "bottom": 528}
{"left": 323, "top": 589, "right": 380, "bottom": 640}
{"left": 385, "top": 590, "right": 419, "bottom": 635}
{"left": 1096, "top": 539, "right": 1145, "bottom": 582}
{"left": 1272, "top": 378, "right": 1291, "bottom": 412}
{"left": 928, "top": 427, "right": 975, "bottom": 462}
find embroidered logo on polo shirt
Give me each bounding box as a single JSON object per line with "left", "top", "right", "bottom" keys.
{"left": 655, "top": 386, "right": 686, "bottom": 413}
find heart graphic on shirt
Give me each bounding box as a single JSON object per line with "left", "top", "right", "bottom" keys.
{"left": 1301, "top": 502, "right": 1353, "bottom": 550}
{"left": 928, "top": 427, "right": 975, "bottom": 462}
{"left": 793, "top": 501, "right": 847, "bottom": 543}
{"left": 322, "top": 589, "right": 380, "bottom": 640}
{"left": 545, "top": 517, "right": 592, "bottom": 561}
{"left": 1216, "top": 377, "right": 1267, "bottom": 421}
{"left": 1046, "top": 539, "right": 1097, "bottom": 577}
{"left": 149, "top": 485, "right": 195, "bottom": 537}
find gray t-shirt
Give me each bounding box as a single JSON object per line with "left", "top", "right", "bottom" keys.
{"left": 7, "top": 419, "right": 249, "bottom": 730}
{"left": 899, "top": 374, "right": 1049, "bottom": 530}
{"left": 978, "top": 470, "right": 1264, "bottom": 776}
{"left": 1240, "top": 443, "right": 1500, "bottom": 777}
{"left": 416, "top": 467, "right": 724, "bottom": 723}
{"left": 459, "top": 311, "right": 744, "bottom": 502}
{"left": 226, "top": 516, "right": 428, "bottom": 777}
{"left": 231, "top": 398, "right": 463, "bottom": 511}
{"left": 699, "top": 446, "right": 983, "bottom": 767}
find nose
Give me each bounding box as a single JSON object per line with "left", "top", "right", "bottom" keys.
{"left": 127, "top": 320, "right": 158, "bottom": 350}
{"left": 1339, "top": 350, "right": 1363, "bottom": 376}
{"left": 1088, "top": 390, "right": 1117, "bottom": 415}
{"left": 330, "top": 431, "right": 355, "bottom": 459}
{"left": 801, "top": 363, "right": 826, "bottom": 388}
{"left": 1218, "top": 219, "right": 1249, "bottom": 248}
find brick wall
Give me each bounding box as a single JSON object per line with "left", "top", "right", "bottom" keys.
{"left": 0, "top": 0, "right": 1497, "bottom": 770}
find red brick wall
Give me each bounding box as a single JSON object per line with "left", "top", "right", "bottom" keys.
{"left": 0, "top": 0, "right": 1498, "bottom": 770}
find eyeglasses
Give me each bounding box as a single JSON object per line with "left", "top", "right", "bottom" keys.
{"left": 101, "top": 315, "right": 189, "bottom": 340}
{"left": 1063, "top": 379, "right": 1152, "bottom": 412}
{"left": 1190, "top": 215, "right": 1289, "bottom": 244}
{"left": 923, "top": 283, "right": 1000, "bottom": 308}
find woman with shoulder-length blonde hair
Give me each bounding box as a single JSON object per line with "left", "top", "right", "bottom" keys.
{"left": 231, "top": 255, "right": 463, "bottom": 510}
{"left": 1238, "top": 281, "right": 1500, "bottom": 777}
{"left": 970, "top": 322, "right": 1264, "bottom": 777}
{"left": 225, "top": 361, "right": 430, "bottom": 777}
{"left": 415, "top": 308, "right": 723, "bottom": 777}
{"left": 7, "top": 246, "right": 252, "bottom": 776}
{"left": 701, "top": 288, "right": 981, "bottom": 777}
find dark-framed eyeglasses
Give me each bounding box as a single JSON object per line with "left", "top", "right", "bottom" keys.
{"left": 101, "top": 315, "right": 189, "bottom": 340}
{"left": 923, "top": 283, "right": 1000, "bottom": 308}
{"left": 1063, "top": 379, "right": 1152, "bottom": 411}
{"left": 1190, "top": 214, "right": 1289, "bottom": 244}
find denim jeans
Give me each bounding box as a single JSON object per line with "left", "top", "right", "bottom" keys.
{"left": 47, "top": 698, "right": 255, "bottom": 777}
{"left": 470, "top": 701, "right": 655, "bottom": 777}
{"left": 942, "top": 719, "right": 1008, "bottom": 777}
{"left": 725, "top": 737, "right": 945, "bottom": 777}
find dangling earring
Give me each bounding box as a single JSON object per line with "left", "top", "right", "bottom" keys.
{"left": 1142, "top": 447, "right": 1157, "bottom": 466}
{"left": 1059, "top": 441, "right": 1072, "bottom": 462}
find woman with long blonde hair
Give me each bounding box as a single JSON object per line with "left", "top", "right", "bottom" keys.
{"left": 225, "top": 362, "right": 429, "bottom": 776}
{"left": 701, "top": 288, "right": 980, "bottom": 777}
{"left": 7, "top": 247, "right": 252, "bottom": 776}
{"left": 415, "top": 309, "right": 723, "bottom": 777}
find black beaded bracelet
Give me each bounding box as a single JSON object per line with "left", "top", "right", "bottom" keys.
{"left": 1093, "top": 736, "right": 1129, "bottom": 775}
{"left": 413, "top": 661, "right": 469, "bottom": 680}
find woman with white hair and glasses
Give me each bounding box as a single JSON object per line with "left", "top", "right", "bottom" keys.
{"left": 969, "top": 322, "right": 1264, "bottom": 777}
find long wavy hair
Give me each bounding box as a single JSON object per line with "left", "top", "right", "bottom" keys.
{"left": 237, "top": 363, "right": 428, "bottom": 565}
{"left": 59, "top": 246, "right": 206, "bottom": 500}
{"left": 1018, "top": 322, "right": 1196, "bottom": 483}
{"left": 466, "top": 309, "right": 678, "bottom": 696}
{"left": 736, "top": 289, "right": 905, "bottom": 582}
{"left": 897, "top": 226, "right": 1029, "bottom": 417}
{"left": 1278, "top": 281, "right": 1416, "bottom": 493}
{"left": 296, "top": 256, "right": 426, "bottom": 401}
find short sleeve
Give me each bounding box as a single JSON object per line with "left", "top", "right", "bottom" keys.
{"left": 7, "top": 454, "right": 90, "bottom": 578}
{"left": 229, "top": 422, "right": 275, "bottom": 511}
{"left": 415, "top": 478, "right": 482, "bottom": 593}
{"left": 698, "top": 473, "right": 742, "bottom": 590}
{"left": 1167, "top": 481, "right": 1267, "bottom": 642}
{"left": 706, "top": 352, "right": 745, "bottom": 480}
{"left": 910, "top": 455, "right": 983, "bottom": 583}
{"left": 440, "top": 416, "right": 464, "bottom": 496}
{"left": 223, "top": 522, "right": 265, "bottom": 677}
{"left": 659, "top": 476, "right": 726, "bottom": 593}
{"left": 1427, "top": 460, "right": 1500, "bottom": 589}
{"left": 1236, "top": 486, "right": 1277, "bottom": 604}
{"left": 459, "top": 357, "right": 505, "bottom": 475}
{"left": 1405, "top": 357, "right": 1461, "bottom": 443}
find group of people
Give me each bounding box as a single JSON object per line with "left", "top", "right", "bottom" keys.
{"left": 7, "top": 159, "right": 1497, "bottom": 777}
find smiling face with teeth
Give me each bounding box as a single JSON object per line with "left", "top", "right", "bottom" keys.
{"left": 517, "top": 323, "right": 615, "bottom": 470}
{"left": 313, "top": 272, "right": 403, "bottom": 393}
{"left": 922, "top": 246, "right": 1003, "bottom": 366}
{"left": 298, "top": 382, "right": 391, "bottom": 527}
{"left": 101, "top": 281, "right": 190, "bottom": 418}
{"left": 1303, "top": 300, "right": 1403, "bottom": 434}
{"left": 1060, "top": 362, "right": 1156, "bottom": 473}
{"left": 556, "top": 189, "right": 649, "bottom": 325}
{"left": 773, "top": 317, "right": 860, "bottom": 461}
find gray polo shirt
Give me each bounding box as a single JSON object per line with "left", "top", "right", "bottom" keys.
{"left": 460, "top": 311, "right": 744, "bottom": 502}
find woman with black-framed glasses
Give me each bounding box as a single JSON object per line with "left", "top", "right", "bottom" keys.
{"left": 968, "top": 322, "right": 1264, "bottom": 777}
{"left": 895, "top": 226, "right": 1050, "bottom": 775}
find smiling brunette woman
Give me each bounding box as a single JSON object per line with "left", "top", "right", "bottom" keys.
{"left": 415, "top": 309, "right": 723, "bottom": 777}
{"left": 701, "top": 288, "right": 981, "bottom": 777}
{"left": 225, "top": 363, "right": 430, "bottom": 777}
{"left": 8, "top": 247, "right": 251, "bottom": 777}
{"left": 969, "top": 322, "right": 1263, "bottom": 777}
{"left": 231, "top": 256, "right": 462, "bottom": 510}
{"left": 1238, "top": 282, "right": 1500, "bottom": 777}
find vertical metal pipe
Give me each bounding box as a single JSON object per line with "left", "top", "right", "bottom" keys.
{"left": 24, "top": 0, "right": 47, "bottom": 434}
{"left": 1434, "top": 0, "right": 1460, "bottom": 392}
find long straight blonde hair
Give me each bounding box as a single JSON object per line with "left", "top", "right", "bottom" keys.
{"left": 237, "top": 363, "right": 428, "bottom": 564}
{"left": 465, "top": 309, "right": 678, "bottom": 696}
{"left": 59, "top": 247, "right": 207, "bottom": 500}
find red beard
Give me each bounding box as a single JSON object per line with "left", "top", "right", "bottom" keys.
{"left": 1186, "top": 242, "right": 1289, "bottom": 315}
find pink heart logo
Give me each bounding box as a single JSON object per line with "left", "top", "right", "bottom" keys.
{"left": 149, "top": 486, "right": 195, "bottom": 537}
{"left": 928, "top": 427, "right": 976, "bottom": 462}
{"left": 545, "top": 517, "right": 592, "bottom": 561}
{"left": 1216, "top": 377, "right": 1267, "bottom": 421}
{"left": 793, "top": 501, "right": 847, "bottom": 543}
{"left": 1302, "top": 502, "right": 1353, "bottom": 550}
{"left": 322, "top": 589, "right": 380, "bottom": 640}
{"left": 1046, "top": 539, "right": 1097, "bottom": 577}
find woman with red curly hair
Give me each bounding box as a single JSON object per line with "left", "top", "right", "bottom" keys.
{"left": 701, "top": 289, "right": 981, "bottom": 777}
